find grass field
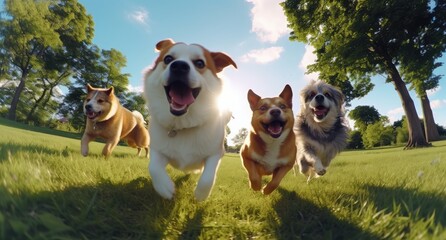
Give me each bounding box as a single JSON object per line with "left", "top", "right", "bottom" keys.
{"left": 1, "top": 118, "right": 445, "bottom": 239}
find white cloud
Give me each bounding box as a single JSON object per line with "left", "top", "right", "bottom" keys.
{"left": 128, "top": 84, "right": 143, "bottom": 93}
{"left": 240, "top": 46, "right": 284, "bottom": 64}
{"left": 299, "top": 45, "right": 319, "bottom": 81}
{"left": 430, "top": 99, "right": 446, "bottom": 109}
{"left": 387, "top": 107, "right": 404, "bottom": 123}
{"left": 247, "top": 0, "right": 289, "bottom": 43}
{"left": 127, "top": 8, "right": 149, "bottom": 25}
{"left": 426, "top": 86, "right": 441, "bottom": 96}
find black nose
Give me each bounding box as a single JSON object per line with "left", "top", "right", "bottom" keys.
{"left": 315, "top": 95, "right": 324, "bottom": 104}
{"left": 85, "top": 104, "right": 92, "bottom": 111}
{"left": 270, "top": 109, "right": 281, "bottom": 117}
{"left": 170, "top": 61, "right": 190, "bottom": 76}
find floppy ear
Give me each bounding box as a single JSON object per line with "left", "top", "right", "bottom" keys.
{"left": 86, "top": 84, "right": 94, "bottom": 92}
{"left": 211, "top": 52, "right": 238, "bottom": 73}
{"left": 247, "top": 89, "right": 261, "bottom": 111}
{"left": 279, "top": 84, "right": 293, "bottom": 108}
{"left": 155, "top": 39, "right": 175, "bottom": 52}
{"left": 105, "top": 86, "right": 114, "bottom": 96}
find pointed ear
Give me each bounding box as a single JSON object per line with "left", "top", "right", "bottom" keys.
{"left": 155, "top": 39, "right": 175, "bottom": 52}
{"left": 247, "top": 89, "right": 261, "bottom": 111}
{"left": 279, "top": 84, "right": 293, "bottom": 108}
{"left": 86, "top": 84, "right": 94, "bottom": 92}
{"left": 211, "top": 52, "right": 237, "bottom": 73}
{"left": 105, "top": 86, "right": 114, "bottom": 96}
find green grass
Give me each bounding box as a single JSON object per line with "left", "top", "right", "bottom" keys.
{"left": 1, "top": 118, "right": 445, "bottom": 239}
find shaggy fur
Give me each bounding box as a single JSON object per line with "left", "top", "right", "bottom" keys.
{"left": 295, "top": 80, "right": 348, "bottom": 182}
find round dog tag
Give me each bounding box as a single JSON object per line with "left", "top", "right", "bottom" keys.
{"left": 168, "top": 129, "right": 177, "bottom": 137}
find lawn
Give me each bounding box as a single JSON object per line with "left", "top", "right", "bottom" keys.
{"left": 0, "top": 118, "right": 445, "bottom": 239}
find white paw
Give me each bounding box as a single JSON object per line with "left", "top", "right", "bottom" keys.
{"left": 314, "top": 161, "right": 325, "bottom": 175}
{"left": 81, "top": 147, "right": 88, "bottom": 156}
{"left": 152, "top": 177, "right": 175, "bottom": 200}
{"left": 194, "top": 185, "right": 212, "bottom": 201}
{"left": 194, "top": 177, "right": 214, "bottom": 201}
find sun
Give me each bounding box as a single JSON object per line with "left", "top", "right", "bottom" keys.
{"left": 217, "top": 81, "right": 234, "bottom": 116}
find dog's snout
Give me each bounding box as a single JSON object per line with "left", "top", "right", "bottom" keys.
{"left": 85, "top": 104, "right": 92, "bottom": 111}
{"left": 270, "top": 109, "right": 281, "bottom": 117}
{"left": 170, "top": 61, "right": 190, "bottom": 75}
{"left": 315, "top": 95, "right": 324, "bottom": 104}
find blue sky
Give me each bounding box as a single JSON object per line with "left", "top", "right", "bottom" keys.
{"left": 69, "top": 0, "right": 446, "bottom": 142}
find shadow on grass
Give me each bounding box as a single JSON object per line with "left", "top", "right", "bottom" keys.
{"left": 1, "top": 175, "right": 202, "bottom": 239}
{"left": 362, "top": 184, "right": 446, "bottom": 227}
{"left": 0, "top": 140, "right": 143, "bottom": 162}
{"left": 179, "top": 208, "right": 204, "bottom": 240}
{"left": 271, "top": 188, "right": 378, "bottom": 240}
{"left": 0, "top": 142, "right": 61, "bottom": 162}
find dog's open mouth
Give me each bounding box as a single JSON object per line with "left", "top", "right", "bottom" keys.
{"left": 263, "top": 120, "right": 285, "bottom": 138}
{"left": 312, "top": 106, "right": 329, "bottom": 120}
{"left": 86, "top": 110, "right": 101, "bottom": 120}
{"left": 164, "top": 82, "right": 201, "bottom": 116}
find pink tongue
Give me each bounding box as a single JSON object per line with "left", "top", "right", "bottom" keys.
{"left": 315, "top": 107, "right": 328, "bottom": 116}
{"left": 169, "top": 89, "right": 195, "bottom": 106}
{"left": 268, "top": 122, "right": 282, "bottom": 135}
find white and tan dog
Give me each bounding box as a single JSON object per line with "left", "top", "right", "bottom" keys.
{"left": 143, "top": 39, "right": 237, "bottom": 201}
{"left": 295, "top": 80, "right": 348, "bottom": 182}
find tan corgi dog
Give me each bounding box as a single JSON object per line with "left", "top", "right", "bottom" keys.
{"left": 240, "top": 84, "right": 296, "bottom": 195}
{"left": 81, "top": 84, "right": 149, "bottom": 158}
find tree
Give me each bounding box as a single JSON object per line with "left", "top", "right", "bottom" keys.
{"left": 394, "top": 116, "right": 409, "bottom": 145}
{"left": 346, "top": 130, "right": 364, "bottom": 149}
{"left": 282, "top": 0, "right": 445, "bottom": 148}
{"left": 363, "top": 117, "right": 394, "bottom": 149}
{"left": 231, "top": 128, "right": 248, "bottom": 148}
{"left": 1, "top": 0, "right": 93, "bottom": 122}
{"left": 403, "top": 64, "right": 442, "bottom": 142}
{"left": 348, "top": 105, "right": 380, "bottom": 133}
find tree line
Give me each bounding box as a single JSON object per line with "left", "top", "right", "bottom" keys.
{"left": 0, "top": 0, "right": 147, "bottom": 131}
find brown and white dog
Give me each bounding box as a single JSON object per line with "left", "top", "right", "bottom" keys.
{"left": 295, "top": 80, "right": 348, "bottom": 182}
{"left": 240, "top": 85, "right": 296, "bottom": 195}
{"left": 81, "top": 84, "right": 150, "bottom": 158}
{"left": 143, "top": 39, "right": 237, "bottom": 201}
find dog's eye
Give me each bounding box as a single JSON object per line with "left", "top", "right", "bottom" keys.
{"left": 86, "top": 98, "right": 91, "bottom": 102}
{"left": 164, "top": 55, "right": 174, "bottom": 65}
{"left": 279, "top": 104, "right": 286, "bottom": 109}
{"left": 324, "top": 92, "right": 331, "bottom": 98}
{"left": 307, "top": 92, "right": 316, "bottom": 101}
{"left": 194, "top": 59, "right": 205, "bottom": 69}
{"left": 259, "top": 105, "right": 267, "bottom": 111}
{"left": 97, "top": 99, "right": 104, "bottom": 103}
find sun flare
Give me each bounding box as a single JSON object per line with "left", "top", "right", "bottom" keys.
{"left": 217, "top": 81, "right": 234, "bottom": 116}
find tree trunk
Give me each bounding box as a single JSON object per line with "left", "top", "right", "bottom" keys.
{"left": 420, "top": 94, "right": 440, "bottom": 142}
{"left": 26, "top": 88, "right": 48, "bottom": 123}
{"left": 387, "top": 64, "right": 430, "bottom": 149}
{"left": 6, "top": 73, "right": 27, "bottom": 121}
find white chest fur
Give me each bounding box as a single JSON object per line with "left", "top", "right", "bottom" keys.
{"left": 251, "top": 129, "right": 290, "bottom": 172}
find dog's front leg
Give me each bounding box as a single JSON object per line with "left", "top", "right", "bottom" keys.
{"left": 302, "top": 151, "right": 326, "bottom": 176}
{"left": 149, "top": 150, "right": 175, "bottom": 199}
{"left": 102, "top": 137, "right": 120, "bottom": 158}
{"left": 81, "top": 133, "right": 93, "bottom": 156}
{"left": 241, "top": 156, "right": 262, "bottom": 191}
{"left": 194, "top": 154, "right": 221, "bottom": 201}
{"left": 263, "top": 164, "right": 293, "bottom": 195}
